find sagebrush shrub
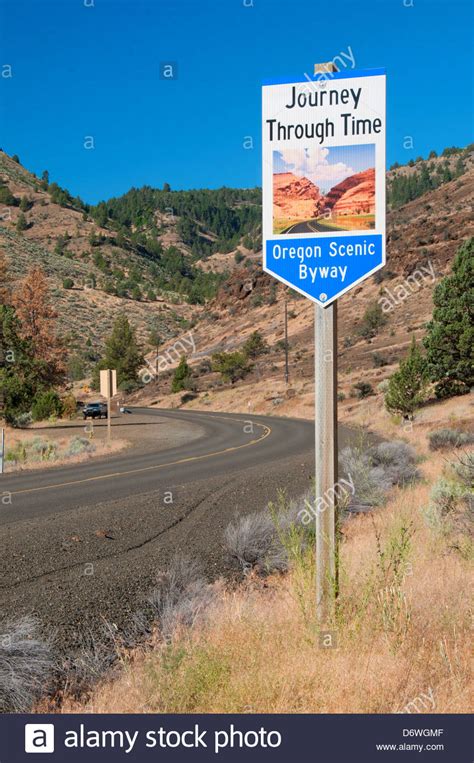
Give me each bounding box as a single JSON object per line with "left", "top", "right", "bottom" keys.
{"left": 428, "top": 428, "right": 474, "bottom": 451}
{"left": 0, "top": 616, "right": 53, "bottom": 712}
{"left": 147, "top": 556, "right": 217, "bottom": 640}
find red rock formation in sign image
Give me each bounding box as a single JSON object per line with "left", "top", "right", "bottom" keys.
{"left": 273, "top": 172, "right": 322, "bottom": 221}
{"left": 324, "top": 167, "right": 375, "bottom": 215}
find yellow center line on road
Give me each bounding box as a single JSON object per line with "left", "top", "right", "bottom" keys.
{"left": 9, "top": 416, "right": 272, "bottom": 496}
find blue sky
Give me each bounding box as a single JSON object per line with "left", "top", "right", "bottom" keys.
{"left": 274, "top": 144, "right": 375, "bottom": 193}
{"left": 0, "top": 0, "right": 472, "bottom": 204}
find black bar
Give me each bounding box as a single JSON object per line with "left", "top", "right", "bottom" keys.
{"left": 1, "top": 713, "right": 471, "bottom": 762}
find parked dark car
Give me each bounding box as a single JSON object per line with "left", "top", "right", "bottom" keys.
{"left": 83, "top": 402, "right": 108, "bottom": 420}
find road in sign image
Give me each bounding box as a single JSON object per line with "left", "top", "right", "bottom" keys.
{"left": 262, "top": 68, "right": 386, "bottom": 306}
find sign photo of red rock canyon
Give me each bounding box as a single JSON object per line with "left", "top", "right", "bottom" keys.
{"left": 273, "top": 143, "right": 376, "bottom": 234}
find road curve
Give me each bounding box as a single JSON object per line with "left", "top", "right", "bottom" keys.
{"left": 282, "top": 220, "right": 343, "bottom": 234}
{"left": 1, "top": 407, "right": 353, "bottom": 524}
{"left": 0, "top": 408, "right": 355, "bottom": 649}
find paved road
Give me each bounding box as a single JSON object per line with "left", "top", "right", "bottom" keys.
{"left": 283, "top": 219, "right": 342, "bottom": 234}
{"left": 1, "top": 407, "right": 318, "bottom": 523}
{"left": 0, "top": 408, "right": 354, "bottom": 650}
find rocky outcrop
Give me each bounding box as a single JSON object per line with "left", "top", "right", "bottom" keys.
{"left": 324, "top": 168, "right": 375, "bottom": 215}
{"left": 273, "top": 172, "right": 322, "bottom": 221}
{"left": 273, "top": 168, "right": 375, "bottom": 220}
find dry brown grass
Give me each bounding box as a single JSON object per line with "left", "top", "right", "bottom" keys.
{"left": 61, "top": 448, "right": 473, "bottom": 715}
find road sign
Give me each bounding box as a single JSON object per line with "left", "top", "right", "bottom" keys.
{"left": 262, "top": 67, "right": 386, "bottom": 306}
{"left": 99, "top": 369, "right": 117, "bottom": 399}
{"left": 99, "top": 369, "right": 117, "bottom": 444}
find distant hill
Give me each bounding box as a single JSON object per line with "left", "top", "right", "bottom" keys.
{"left": 1, "top": 144, "right": 472, "bottom": 390}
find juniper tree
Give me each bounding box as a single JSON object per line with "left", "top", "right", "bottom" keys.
{"left": 385, "top": 338, "right": 429, "bottom": 417}
{"left": 171, "top": 356, "right": 192, "bottom": 393}
{"left": 96, "top": 314, "right": 144, "bottom": 390}
{"left": 423, "top": 238, "right": 474, "bottom": 398}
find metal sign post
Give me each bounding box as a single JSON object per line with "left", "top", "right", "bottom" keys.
{"left": 314, "top": 297, "right": 338, "bottom": 623}
{"left": 314, "top": 62, "right": 338, "bottom": 624}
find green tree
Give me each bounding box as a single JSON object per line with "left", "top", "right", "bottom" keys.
{"left": 93, "top": 201, "right": 108, "bottom": 227}
{"left": 19, "top": 195, "right": 32, "bottom": 212}
{"left": 385, "top": 338, "right": 429, "bottom": 417}
{"left": 0, "top": 185, "right": 16, "bottom": 205}
{"left": 358, "top": 301, "right": 387, "bottom": 338}
{"left": 352, "top": 380, "right": 374, "bottom": 399}
{"left": 423, "top": 238, "right": 474, "bottom": 398}
{"left": 67, "top": 354, "right": 86, "bottom": 381}
{"left": 0, "top": 305, "right": 35, "bottom": 422}
{"left": 94, "top": 315, "right": 144, "bottom": 390}
{"left": 148, "top": 327, "right": 161, "bottom": 350}
{"left": 212, "top": 351, "right": 250, "bottom": 384}
{"left": 130, "top": 283, "right": 142, "bottom": 301}
{"left": 243, "top": 330, "right": 268, "bottom": 359}
{"left": 48, "top": 182, "right": 71, "bottom": 207}
{"left": 11, "top": 154, "right": 20, "bottom": 164}
{"left": 31, "top": 390, "right": 63, "bottom": 422}
{"left": 16, "top": 212, "right": 28, "bottom": 232}
{"left": 171, "top": 356, "right": 192, "bottom": 392}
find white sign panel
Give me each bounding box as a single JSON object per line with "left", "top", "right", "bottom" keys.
{"left": 100, "top": 369, "right": 117, "bottom": 398}
{"left": 262, "top": 68, "right": 386, "bottom": 306}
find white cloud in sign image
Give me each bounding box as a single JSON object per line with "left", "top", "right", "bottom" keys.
{"left": 274, "top": 144, "right": 374, "bottom": 194}
{"left": 275, "top": 146, "right": 354, "bottom": 193}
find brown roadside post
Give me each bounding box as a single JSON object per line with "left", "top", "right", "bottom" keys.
{"left": 100, "top": 369, "right": 117, "bottom": 445}
{"left": 314, "top": 62, "right": 338, "bottom": 624}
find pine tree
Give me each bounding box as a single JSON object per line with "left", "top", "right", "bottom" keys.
{"left": 171, "top": 356, "right": 191, "bottom": 392}
{"left": 98, "top": 315, "right": 144, "bottom": 390}
{"left": 211, "top": 351, "right": 250, "bottom": 384}
{"left": 0, "top": 304, "right": 37, "bottom": 422}
{"left": 16, "top": 212, "right": 28, "bottom": 232}
{"left": 19, "top": 195, "right": 31, "bottom": 212}
{"left": 384, "top": 338, "right": 429, "bottom": 417}
{"left": 242, "top": 330, "right": 268, "bottom": 359}
{"left": 423, "top": 238, "right": 474, "bottom": 398}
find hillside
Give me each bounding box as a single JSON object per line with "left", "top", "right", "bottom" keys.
{"left": 133, "top": 146, "right": 474, "bottom": 416}
{"left": 0, "top": 153, "right": 233, "bottom": 373}
{"left": 1, "top": 145, "right": 473, "bottom": 400}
